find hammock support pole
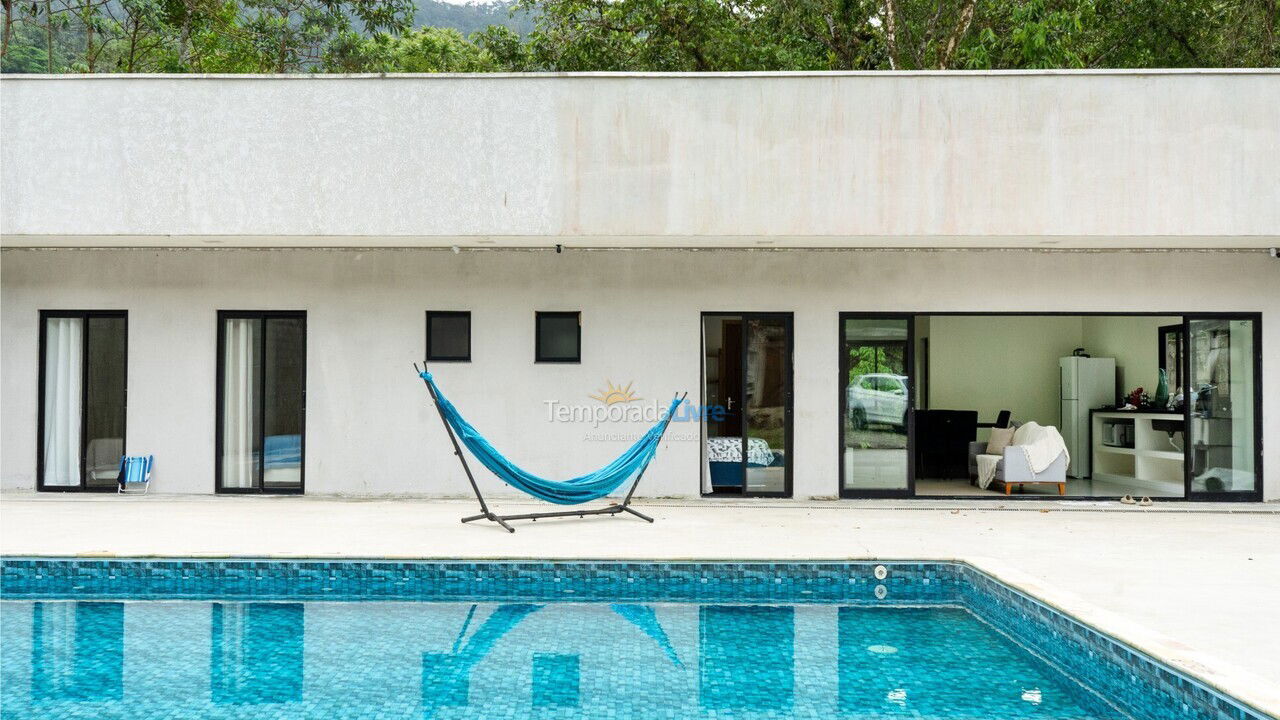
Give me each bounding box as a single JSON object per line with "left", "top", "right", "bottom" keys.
{"left": 417, "top": 363, "right": 514, "bottom": 533}
{"left": 417, "top": 364, "right": 684, "bottom": 533}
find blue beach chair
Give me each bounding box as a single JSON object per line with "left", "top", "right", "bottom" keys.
{"left": 117, "top": 455, "right": 154, "bottom": 494}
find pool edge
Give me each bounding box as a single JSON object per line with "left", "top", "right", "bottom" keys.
{"left": 3, "top": 553, "right": 1277, "bottom": 719}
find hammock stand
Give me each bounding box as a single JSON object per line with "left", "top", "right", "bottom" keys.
{"left": 416, "top": 364, "right": 686, "bottom": 533}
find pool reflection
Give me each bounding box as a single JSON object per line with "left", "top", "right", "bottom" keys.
{"left": 31, "top": 602, "right": 123, "bottom": 702}
{"left": 211, "top": 603, "right": 304, "bottom": 705}
{"left": 699, "top": 606, "right": 794, "bottom": 710}
{"left": 2, "top": 600, "right": 1118, "bottom": 718}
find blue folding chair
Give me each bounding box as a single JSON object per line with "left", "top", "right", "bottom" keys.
{"left": 117, "top": 455, "right": 154, "bottom": 494}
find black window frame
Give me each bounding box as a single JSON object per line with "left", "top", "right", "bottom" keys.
{"left": 698, "top": 311, "right": 796, "bottom": 499}
{"left": 425, "top": 311, "right": 472, "bottom": 362}
{"left": 535, "top": 311, "right": 582, "bottom": 364}
{"left": 837, "top": 312, "right": 916, "bottom": 500}
{"left": 1158, "top": 323, "right": 1184, "bottom": 393}
{"left": 836, "top": 310, "right": 1263, "bottom": 503}
{"left": 36, "top": 310, "right": 129, "bottom": 493}
{"left": 215, "top": 310, "right": 307, "bottom": 495}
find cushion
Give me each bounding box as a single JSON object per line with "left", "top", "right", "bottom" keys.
{"left": 986, "top": 427, "right": 1016, "bottom": 455}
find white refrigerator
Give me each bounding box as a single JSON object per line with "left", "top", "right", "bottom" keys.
{"left": 1060, "top": 356, "right": 1116, "bottom": 478}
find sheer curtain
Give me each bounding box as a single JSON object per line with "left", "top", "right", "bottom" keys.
{"left": 221, "top": 319, "right": 258, "bottom": 489}
{"left": 42, "top": 317, "right": 83, "bottom": 487}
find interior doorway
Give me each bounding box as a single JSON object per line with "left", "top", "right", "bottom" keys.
{"left": 838, "top": 312, "right": 1262, "bottom": 501}
{"left": 701, "top": 313, "right": 793, "bottom": 497}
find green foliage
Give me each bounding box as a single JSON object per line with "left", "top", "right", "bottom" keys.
{"left": 3, "top": 0, "right": 1277, "bottom": 73}
{"left": 848, "top": 345, "right": 905, "bottom": 385}
{"left": 324, "top": 25, "right": 499, "bottom": 71}
{"left": 473, "top": 24, "right": 533, "bottom": 69}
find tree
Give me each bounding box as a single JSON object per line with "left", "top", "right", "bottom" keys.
{"left": 516, "top": 0, "right": 796, "bottom": 71}
{"left": 324, "top": 25, "right": 498, "bottom": 71}
{"left": 235, "top": 0, "right": 414, "bottom": 72}
{"left": 752, "top": 0, "right": 883, "bottom": 70}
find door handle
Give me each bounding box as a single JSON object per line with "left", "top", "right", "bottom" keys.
{"left": 726, "top": 397, "right": 736, "bottom": 410}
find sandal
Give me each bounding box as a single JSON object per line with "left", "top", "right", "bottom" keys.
{"left": 1120, "top": 494, "right": 1136, "bottom": 505}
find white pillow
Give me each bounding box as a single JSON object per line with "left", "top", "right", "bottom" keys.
{"left": 986, "top": 427, "right": 1016, "bottom": 455}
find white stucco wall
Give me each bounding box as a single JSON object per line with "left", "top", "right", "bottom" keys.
{"left": 3, "top": 72, "right": 1278, "bottom": 247}
{"left": 2, "top": 248, "right": 1275, "bottom": 500}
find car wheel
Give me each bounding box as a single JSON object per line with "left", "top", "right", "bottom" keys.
{"left": 850, "top": 407, "right": 866, "bottom": 430}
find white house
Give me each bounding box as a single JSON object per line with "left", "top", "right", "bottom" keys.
{"left": 1, "top": 71, "right": 1276, "bottom": 502}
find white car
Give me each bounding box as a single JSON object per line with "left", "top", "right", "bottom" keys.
{"left": 846, "top": 373, "right": 909, "bottom": 429}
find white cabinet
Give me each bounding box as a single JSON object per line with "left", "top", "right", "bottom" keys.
{"left": 1090, "top": 411, "right": 1185, "bottom": 495}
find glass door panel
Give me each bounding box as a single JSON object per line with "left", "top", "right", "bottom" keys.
{"left": 39, "top": 312, "right": 127, "bottom": 491}
{"left": 1187, "top": 317, "right": 1260, "bottom": 499}
{"left": 218, "top": 312, "right": 305, "bottom": 493}
{"left": 702, "top": 316, "right": 745, "bottom": 494}
{"left": 84, "top": 317, "right": 127, "bottom": 489}
{"left": 41, "top": 316, "right": 84, "bottom": 488}
{"left": 841, "top": 316, "right": 912, "bottom": 497}
{"left": 263, "top": 318, "right": 305, "bottom": 490}
{"left": 701, "top": 313, "right": 792, "bottom": 497}
{"left": 220, "top": 317, "right": 262, "bottom": 490}
{"left": 744, "top": 317, "right": 790, "bottom": 495}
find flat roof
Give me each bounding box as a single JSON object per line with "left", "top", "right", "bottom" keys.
{"left": 4, "top": 70, "right": 1278, "bottom": 246}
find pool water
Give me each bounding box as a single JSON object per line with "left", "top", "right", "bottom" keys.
{"left": 1, "top": 600, "right": 1115, "bottom": 720}
{"left": 2, "top": 559, "right": 1266, "bottom": 720}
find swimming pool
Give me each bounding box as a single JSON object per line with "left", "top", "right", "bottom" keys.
{"left": 0, "top": 559, "right": 1269, "bottom": 720}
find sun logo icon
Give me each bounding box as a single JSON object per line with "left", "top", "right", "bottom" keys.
{"left": 590, "top": 380, "right": 641, "bottom": 405}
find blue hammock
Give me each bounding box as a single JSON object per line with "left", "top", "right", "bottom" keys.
{"left": 420, "top": 372, "right": 681, "bottom": 505}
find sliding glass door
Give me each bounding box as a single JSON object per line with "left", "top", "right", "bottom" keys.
{"left": 701, "top": 313, "right": 792, "bottom": 497}
{"left": 840, "top": 314, "right": 913, "bottom": 498}
{"left": 1186, "top": 316, "right": 1261, "bottom": 500}
{"left": 217, "top": 312, "right": 306, "bottom": 494}
{"left": 38, "top": 311, "right": 127, "bottom": 491}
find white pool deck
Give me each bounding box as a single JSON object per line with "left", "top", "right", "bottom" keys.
{"left": 2, "top": 493, "right": 1278, "bottom": 716}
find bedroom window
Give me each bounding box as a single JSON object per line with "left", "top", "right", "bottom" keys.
{"left": 216, "top": 311, "right": 306, "bottom": 494}
{"left": 536, "top": 312, "right": 581, "bottom": 363}
{"left": 426, "top": 311, "right": 471, "bottom": 362}
{"left": 38, "top": 310, "right": 128, "bottom": 491}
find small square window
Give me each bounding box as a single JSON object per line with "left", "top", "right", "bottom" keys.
{"left": 426, "top": 311, "right": 470, "bottom": 362}
{"left": 536, "top": 312, "right": 580, "bottom": 363}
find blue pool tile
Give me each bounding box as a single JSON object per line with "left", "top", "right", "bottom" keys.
{"left": 0, "top": 557, "right": 1270, "bottom": 720}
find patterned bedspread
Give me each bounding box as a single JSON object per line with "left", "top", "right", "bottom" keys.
{"left": 706, "top": 437, "right": 775, "bottom": 466}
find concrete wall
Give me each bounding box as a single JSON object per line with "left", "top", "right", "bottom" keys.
{"left": 1081, "top": 315, "right": 1181, "bottom": 400}
{"left": 3, "top": 72, "right": 1278, "bottom": 248}
{"left": 2, "top": 248, "right": 1275, "bottom": 500}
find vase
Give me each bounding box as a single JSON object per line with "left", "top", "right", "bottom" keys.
{"left": 1154, "top": 368, "right": 1170, "bottom": 408}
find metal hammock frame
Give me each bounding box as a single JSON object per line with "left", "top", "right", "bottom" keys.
{"left": 416, "top": 363, "right": 685, "bottom": 533}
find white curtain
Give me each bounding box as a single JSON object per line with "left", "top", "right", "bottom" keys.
{"left": 222, "top": 319, "right": 258, "bottom": 489}
{"left": 42, "top": 318, "right": 83, "bottom": 487}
